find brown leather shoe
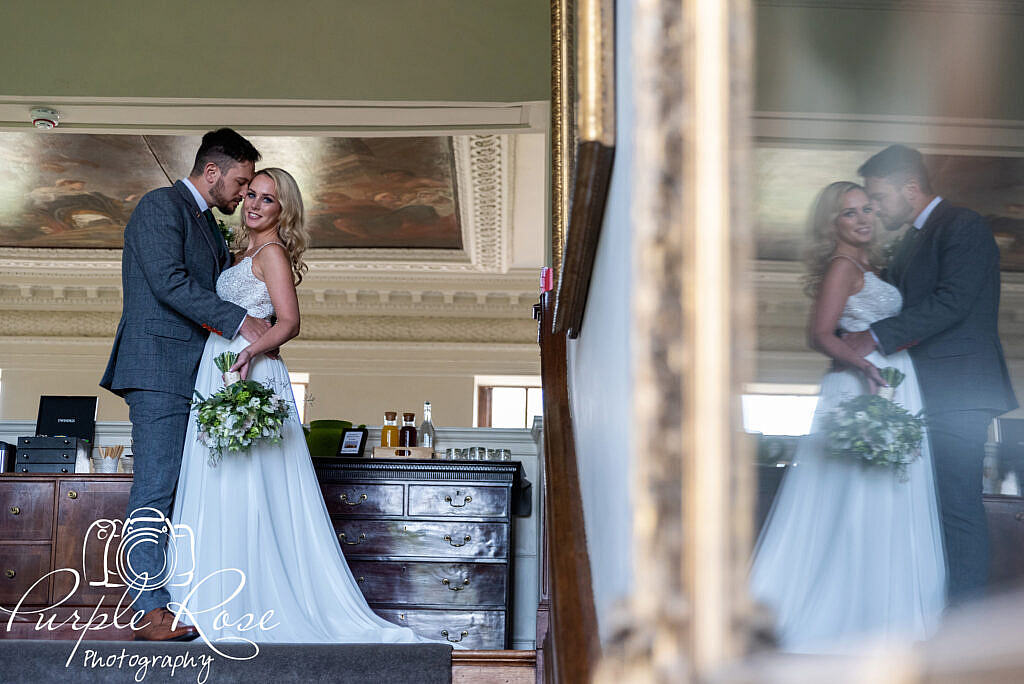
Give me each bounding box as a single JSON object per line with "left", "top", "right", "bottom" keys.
{"left": 133, "top": 607, "right": 200, "bottom": 642}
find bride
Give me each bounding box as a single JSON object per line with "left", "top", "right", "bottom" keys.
{"left": 749, "top": 181, "right": 946, "bottom": 653}
{"left": 167, "top": 168, "right": 427, "bottom": 644}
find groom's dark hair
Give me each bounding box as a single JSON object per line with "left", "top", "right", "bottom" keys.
{"left": 190, "top": 128, "right": 261, "bottom": 176}
{"left": 858, "top": 144, "right": 933, "bottom": 194}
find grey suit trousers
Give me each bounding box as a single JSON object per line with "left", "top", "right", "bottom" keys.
{"left": 123, "top": 389, "right": 192, "bottom": 614}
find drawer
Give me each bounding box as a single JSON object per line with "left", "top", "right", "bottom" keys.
{"left": 333, "top": 520, "right": 510, "bottom": 560}
{"left": 13, "top": 464, "right": 74, "bottom": 474}
{"left": 373, "top": 608, "right": 506, "bottom": 649}
{"left": 985, "top": 496, "right": 1024, "bottom": 587}
{"left": 0, "top": 543, "right": 51, "bottom": 605}
{"left": 408, "top": 485, "right": 509, "bottom": 518}
{"left": 349, "top": 560, "right": 507, "bottom": 607}
{"left": 321, "top": 484, "right": 404, "bottom": 517}
{"left": 17, "top": 449, "right": 77, "bottom": 464}
{"left": 0, "top": 481, "right": 54, "bottom": 541}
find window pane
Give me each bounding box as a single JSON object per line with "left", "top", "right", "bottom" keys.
{"left": 491, "top": 387, "right": 528, "bottom": 428}
{"left": 741, "top": 394, "right": 818, "bottom": 436}
{"left": 526, "top": 387, "right": 543, "bottom": 427}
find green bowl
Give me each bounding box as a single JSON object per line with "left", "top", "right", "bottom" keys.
{"left": 306, "top": 419, "right": 352, "bottom": 457}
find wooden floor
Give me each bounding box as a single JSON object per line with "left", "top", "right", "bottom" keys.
{"left": 452, "top": 650, "right": 536, "bottom": 683}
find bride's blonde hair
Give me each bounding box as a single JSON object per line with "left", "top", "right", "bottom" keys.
{"left": 234, "top": 167, "right": 310, "bottom": 286}
{"left": 802, "top": 181, "right": 883, "bottom": 297}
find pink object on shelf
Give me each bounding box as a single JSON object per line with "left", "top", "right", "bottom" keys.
{"left": 540, "top": 267, "right": 554, "bottom": 293}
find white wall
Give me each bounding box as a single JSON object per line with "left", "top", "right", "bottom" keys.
{"left": 565, "top": 0, "right": 634, "bottom": 644}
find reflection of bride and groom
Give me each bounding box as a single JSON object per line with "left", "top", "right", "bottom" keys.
{"left": 751, "top": 144, "right": 1018, "bottom": 653}
{"left": 100, "top": 128, "right": 435, "bottom": 645}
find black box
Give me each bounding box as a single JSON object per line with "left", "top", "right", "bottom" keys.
{"left": 0, "top": 442, "right": 15, "bottom": 473}
{"left": 17, "top": 449, "right": 76, "bottom": 464}
{"left": 13, "top": 463, "right": 73, "bottom": 474}
{"left": 35, "top": 396, "right": 97, "bottom": 443}
{"left": 18, "top": 436, "right": 80, "bottom": 450}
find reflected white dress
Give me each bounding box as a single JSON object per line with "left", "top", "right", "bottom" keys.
{"left": 749, "top": 269, "right": 946, "bottom": 654}
{"left": 168, "top": 245, "right": 428, "bottom": 644}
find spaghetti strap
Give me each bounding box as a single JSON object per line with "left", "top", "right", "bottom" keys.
{"left": 251, "top": 241, "right": 287, "bottom": 257}
{"left": 829, "top": 254, "right": 866, "bottom": 272}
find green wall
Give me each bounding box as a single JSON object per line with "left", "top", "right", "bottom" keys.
{"left": 756, "top": 5, "right": 1024, "bottom": 120}
{"left": 1, "top": 1, "right": 549, "bottom": 102}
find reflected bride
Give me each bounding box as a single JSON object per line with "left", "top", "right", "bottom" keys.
{"left": 749, "top": 181, "right": 946, "bottom": 653}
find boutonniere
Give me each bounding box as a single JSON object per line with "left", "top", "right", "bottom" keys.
{"left": 881, "top": 237, "right": 900, "bottom": 263}
{"left": 216, "top": 219, "right": 234, "bottom": 249}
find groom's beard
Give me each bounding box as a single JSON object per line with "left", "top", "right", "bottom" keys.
{"left": 209, "top": 177, "right": 240, "bottom": 214}
{"left": 882, "top": 196, "right": 915, "bottom": 231}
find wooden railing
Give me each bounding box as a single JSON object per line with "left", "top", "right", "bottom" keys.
{"left": 534, "top": 290, "right": 601, "bottom": 682}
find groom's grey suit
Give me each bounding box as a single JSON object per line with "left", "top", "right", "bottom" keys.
{"left": 101, "top": 180, "right": 247, "bottom": 613}
{"left": 871, "top": 199, "right": 1017, "bottom": 604}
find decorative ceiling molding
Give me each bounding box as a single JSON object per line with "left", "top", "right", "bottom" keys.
{"left": 455, "top": 135, "right": 514, "bottom": 274}
{"left": 754, "top": 112, "right": 1024, "bottom": 154}
{"left": 0, "top": 310, "right": 537, "bottom": 344}
{"left": 755, "top": 0, "right": 1024, "bottom": 15}
{"left": 0, "top": 97, "right": 549, "bottom": 136}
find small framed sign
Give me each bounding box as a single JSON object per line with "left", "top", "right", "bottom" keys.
{"left": 337, "top": 427, "right": 368, "bottom": 457}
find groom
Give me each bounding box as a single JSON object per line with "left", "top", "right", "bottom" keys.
{"left": 101, "top": 128, "right": 270, "bottom": 640}
{"left": 844, "top": 144, "right": 1018, "bottom": 605}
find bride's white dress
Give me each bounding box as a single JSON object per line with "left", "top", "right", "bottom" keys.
{"left": 749, "top": 270, "right": 947, "bottom": 653}
{"left": 168, "top": 247, "right": 428, "bottom": 644}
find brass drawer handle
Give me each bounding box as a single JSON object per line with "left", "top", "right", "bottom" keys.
{"left": 1015, "top": 512, "right": 1024, "bottom": 522}
{"left": 4, "top": 569, "right": 14, "bottom": 579}
{"left": 8, "top": 506, "right": 20, "bottom": 515}
{"left": 441, "top": 629, "right": 469, "bottom": 643}
{"left": 441, "top": 577, "right": 470, "bottom": 591}
{"left": 443, "top": 534, "right": 472, "bottom": 548}
{"left": 67, "top": 490, "right": 78, "bottom": 500}
{"left": 444, "top": 495, "right": 472, "bottom": 508}
{"left": 340, "top": 493, "right": 368, "bottom": 506}
{"left": 338, "top": 532, "right": 366, "bottom": 546}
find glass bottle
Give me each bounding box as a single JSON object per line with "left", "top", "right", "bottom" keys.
{"left": 419, "top": 401, "right": 436, "bottom": 450}
{"left": 380, "top": 411, "right": 399, "bottom": 447}
{"left": 399, "top": 412, "right": 418, "bottom": 447}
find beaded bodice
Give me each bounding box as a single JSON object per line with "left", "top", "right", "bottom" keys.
{"left": 838, "top": 271, "right": 902, "bottom": 332}
{"left": 216, "top": 253, "right": 275, "bottom": 319}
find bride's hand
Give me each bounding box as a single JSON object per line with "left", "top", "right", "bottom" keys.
{"left": 858, "top": 360, "right": 886, "bottom": 394}
{"left": 228, "top": 348, "right": 254, "bottom": 381}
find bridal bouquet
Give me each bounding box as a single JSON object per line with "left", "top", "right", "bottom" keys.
{"left": 823, "top": 367, "right": 925, "bottom": 480}
{"left": 192, "top": 352, "right": 291, "bottom": 465}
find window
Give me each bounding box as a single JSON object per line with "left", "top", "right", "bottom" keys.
{"left": 289, "top": 372, "right": 310, "bottom": 424}
{"left": 741, "top": 383, "right": 820, "bottom": 436}
{"left": 475, "top": 375, "right": 543, "bottom": 429}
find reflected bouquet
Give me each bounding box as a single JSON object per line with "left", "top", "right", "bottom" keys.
{"left": 192, "top": 352, "right": 291, "bottom": 466}
{"left": 823, "top": 367, "right": 925, "bottom": 480}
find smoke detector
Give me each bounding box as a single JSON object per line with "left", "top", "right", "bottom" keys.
{"left": 30, "top": 107, "right": 60, "bottom": 130}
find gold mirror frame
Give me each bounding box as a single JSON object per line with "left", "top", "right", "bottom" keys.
{"left": 551, "top": 0, "right": 616, "bottom": 338}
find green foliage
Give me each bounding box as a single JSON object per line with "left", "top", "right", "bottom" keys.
{"left": 214, "top": 351, "right": 238, "bottom": 373}
{"left": 192, "top": 379, "right": 292, "bottom": 466}
{"left": 823, "top": 392, "right": 925, "bottom": 481}
{"left": 879, "top": 366, "right": 905, "bottom": 389}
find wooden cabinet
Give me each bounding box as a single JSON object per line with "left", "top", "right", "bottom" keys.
{"left": 2, "top": 463, "right": 527, "bottom": 646}
{"left": 313, "top": 457, "right": 525, "bottom": 650}
{"left": 0, "top": 474, "right": 134, "bottom": 640}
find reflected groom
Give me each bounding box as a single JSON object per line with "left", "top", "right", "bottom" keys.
{"left": 844, "top": 145, "right": 1017, "bottom": 605}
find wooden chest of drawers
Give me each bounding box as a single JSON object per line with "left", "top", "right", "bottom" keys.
{"left": 312, "top": 457, "right": 526, "bottom": 650}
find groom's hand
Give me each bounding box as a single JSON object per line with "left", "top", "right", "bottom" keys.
{"left": 239, "top": 315, "right": 271, "bottom": 342}
{"left": 842, "top": 330, "right": 878, "bottom": 357}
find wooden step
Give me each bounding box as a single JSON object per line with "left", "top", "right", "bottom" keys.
{"left": 452, "top": 650, "right": 536, "bottom": 684}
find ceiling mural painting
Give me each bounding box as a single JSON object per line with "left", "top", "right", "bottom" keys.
{"left": 757, "top": 147, "right": 1024, "bottom": 270}
{"left": 0, "top": 132, "right": 462, "bottom": 250}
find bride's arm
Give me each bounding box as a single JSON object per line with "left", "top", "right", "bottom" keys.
{"left": 230, "top": 244, "right": 300, "bottom": 379}
{"left": 808, "top": 259, "right": 885, "bottom": 392}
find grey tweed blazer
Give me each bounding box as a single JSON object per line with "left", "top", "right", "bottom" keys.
{"left": 101, "top": 181, "right": 247, "bottom": 399}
